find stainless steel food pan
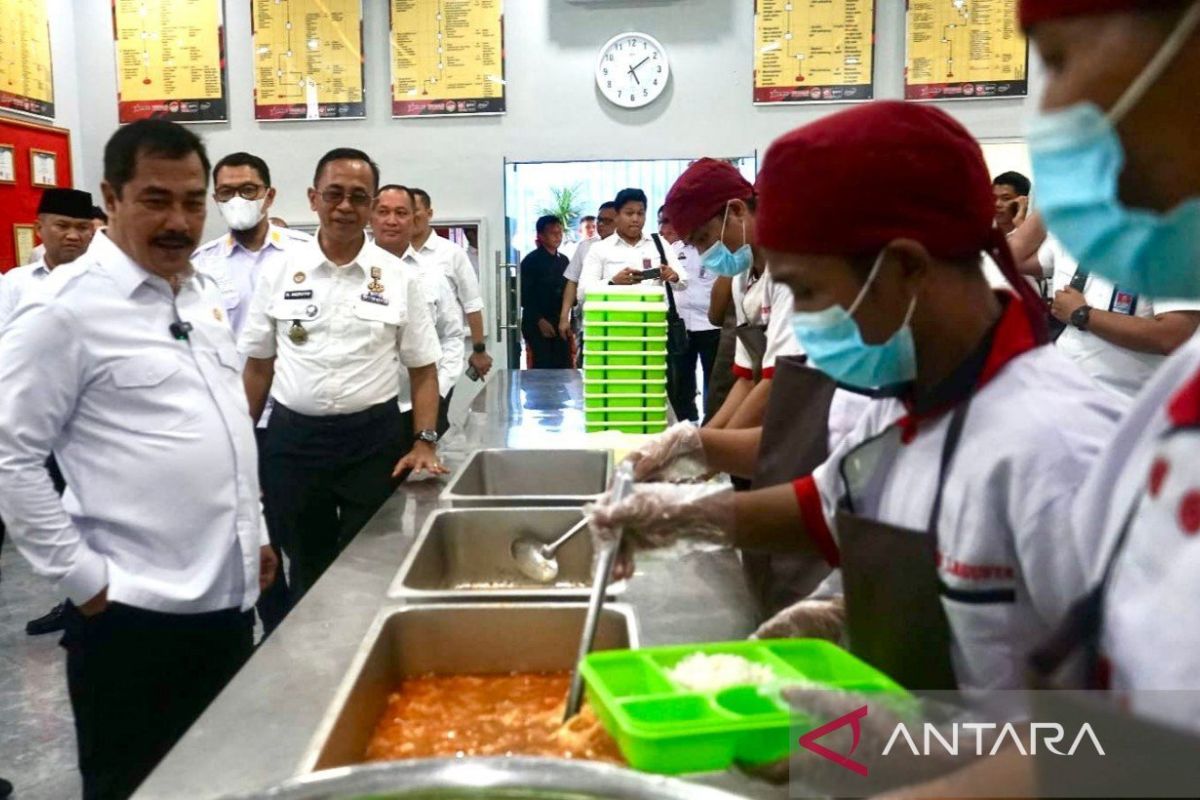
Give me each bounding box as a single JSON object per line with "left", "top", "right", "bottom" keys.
{"left": 439, "top": 448, "right": 613, "bottom": 508}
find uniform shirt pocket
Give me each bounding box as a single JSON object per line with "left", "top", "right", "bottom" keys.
{"left": 107, "top": 355, "right": 194, "bottom": 432}
{"left": 354, "top": 299, "right": 407, "bottom": 348}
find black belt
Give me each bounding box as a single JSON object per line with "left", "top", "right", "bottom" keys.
{"left": 271, "top": 397, "right": 399, "bottom": 428}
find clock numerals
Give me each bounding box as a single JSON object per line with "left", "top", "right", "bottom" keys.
{"left": 598, "top": 33, "right": 668, "bottom": 109}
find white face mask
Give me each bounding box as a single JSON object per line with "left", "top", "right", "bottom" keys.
{"left": 218, "top": 197, "right": 266, "bottom": 231}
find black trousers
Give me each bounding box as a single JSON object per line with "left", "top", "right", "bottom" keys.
{"left": 62, "top": 603, "right": 253, "bottom": 800}
{"left": 668, "top": 329, "right": 722, "bottom": 423}
{"left": 261, "top": 399, "right": 403, "bottom": 601}
{"left": 254, "top": 428, "right": 291, "bottom": 635}
{"left": 523, "top": 323, "right": 572, "bottom": 369}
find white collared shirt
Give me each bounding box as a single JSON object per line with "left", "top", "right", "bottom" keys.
{"left": 670, "top": 240, "right": 717, "bottom": 333}
{"left": 0, "top": 232, "right": 267, "bottom": 614}
{"left": 397, "top": 245, "right": 464, "bottom": 406}
{"left": 564, "top": 235, "right": 600, "bottom": 283}
{"left": 578, "top": 232, "right": 688, "bottom": 302}
{"left": 239, "top": 235, "right": 442, "bottom": 417}
{"left": 192, "top": 224, "right": 313, "bottom": 336}
{"left": 413, "top": 230, "right": 485, "bottom": 316}
{"left": 0, "top": 258, "right": 53, "bottom": 330}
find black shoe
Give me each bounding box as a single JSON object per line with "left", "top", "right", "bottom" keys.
{"left": 26, "top": 602, "right": 67, "bottom": 636}
{"left": 0, "top": 776, "right": 13, "bottom": 799}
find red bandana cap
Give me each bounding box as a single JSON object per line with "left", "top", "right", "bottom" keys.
{"left": 1021, "top": 0, "right": 1189, "bottom": 29}
{"left": 663, "top": 158, "right": 754, "bottom": 241}
{"left": 757, "top": 100, "right": 1047, "bottom": 342}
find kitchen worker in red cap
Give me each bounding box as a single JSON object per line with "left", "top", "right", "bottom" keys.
{"left": 629, "top": 158, "right": 871, "bottom": 615}
{"left": 877, "top": 1, "right": 1200, "bottom": 796}
{"left": 590, "top": 101, "right": 1122, "bottom": 698}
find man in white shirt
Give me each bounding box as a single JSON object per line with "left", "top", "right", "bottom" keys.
{"left": 371, "top": 184, "right": 465, "bottom": 442}
{"left": 578, "top": 188, "right": 687, "bottom": 301}
{"left": 241, "top": 149, "right": 445, "bottom": 602}
{"left": 191, "top": 152, "right": 312, "bottom": 635}
{"left": 0, "top": 188, "right": 95, "bottom": 637}
{"left": 409, "top": 187, "right": 493, "bottom": 383}
{"left": 558, "top": 202, "right": 617, "bottom": 360}
{"left": 1040, "top": 231, "right": 1200, "bottom": 400}
{"left": 0, "top": 188, "right": 95, "bottom": 326}
{"left": 192, "top": 152, "right": 313, "bottom": 337}
{"left": 657, "top": 204, "right": 719, "bottom": 422}
{"left": 0, "top": 120, "right": 275, "bottom": 799}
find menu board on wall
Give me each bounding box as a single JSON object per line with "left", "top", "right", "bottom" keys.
{"left": 112, "top": 0, "right": 228, "bottom": 123}
{"left": 905, "top": 0, "right": 1027, "bottom": 100}
{"left": 0, "top": 0, "right": 55, "bottom": 119}
{"left": 391, "top": 0, "right": 505, "bottom": 117}
{"left": 252, "top": 0, "right": 366, "bottom": 121}
{"left": 754, "top": 0, "right": 876, "bottom": 105}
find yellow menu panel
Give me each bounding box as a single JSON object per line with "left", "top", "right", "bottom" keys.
{"left": 252, "top": 0, "right": 365, "bottom": 120}
{"left": 906, "top": 0, "right": 1027, "bottom": 100}
{"left": 754, "top": 0, "right": 875, "bottom": 104}
{"left": 391, "top": 0, "right": 505, "bottom": 117}
{"left": 0, "top": 0, "right": 54, "bottom": 119}
{"left": 112, "top": 0, "right": 226, "bottom": 122}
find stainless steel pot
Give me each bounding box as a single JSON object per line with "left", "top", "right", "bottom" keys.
{"left": 226, "top": 757, "right": 757, "bottom": 799}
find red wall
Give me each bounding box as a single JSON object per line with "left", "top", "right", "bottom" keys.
{"left": 0, "top": 116, "right": 73, "bottom": 272}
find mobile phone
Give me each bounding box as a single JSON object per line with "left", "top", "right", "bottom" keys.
{"left": 640, "top": 267, "right": 662, "bottom": 280}
{"left": 1008, "top": 201, "right": 1021, "bottom": 218}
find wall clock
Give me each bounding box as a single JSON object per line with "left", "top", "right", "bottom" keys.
{"left": 596, "top": 32, "right": 670, "bottom": 109}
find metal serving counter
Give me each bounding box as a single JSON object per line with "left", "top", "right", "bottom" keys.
{"left": 133, "top": 370, "right": 782, "bottom": 800}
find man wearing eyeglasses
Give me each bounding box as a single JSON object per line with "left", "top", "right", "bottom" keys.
{"left": 193, "top": 152, "right": 312, "bottom": 337}
{"left": 240, "top": 148, "right": 446, "bottom": 603}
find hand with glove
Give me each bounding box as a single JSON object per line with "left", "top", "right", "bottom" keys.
{"left": 752, "top": 596, "right": 846, "bottom": 644}
{"left": 624, "top": 422, "right": 708, "bottom": 482}
{"left": 587, "top": 482, "right": 736, "bottom": 581}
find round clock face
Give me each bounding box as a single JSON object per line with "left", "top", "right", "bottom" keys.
{"left": 595, "top": 32, "right": 669, "bottom": 109}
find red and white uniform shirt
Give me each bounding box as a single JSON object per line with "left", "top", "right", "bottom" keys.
{"left": 794, "top": 298, "right": 1124, "bottom": 691}
{"left": 1080, "top": 336, "right": 1200, "bottom": 731}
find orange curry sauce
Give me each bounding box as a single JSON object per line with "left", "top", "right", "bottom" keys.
{"left": 365, "top": 672, "right": 624, "bottom": 764}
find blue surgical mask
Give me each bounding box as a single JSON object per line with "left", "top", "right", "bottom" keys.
{"left": 699, "top": 203, "right": 753, "bottom": 277}
{"left": 789, "top": 251, "right": 917, "bottom": 390}
{"left": 1027, "top": 0, "right": 1200, "bottom": 301}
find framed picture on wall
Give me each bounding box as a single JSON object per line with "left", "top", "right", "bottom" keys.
{"left": 13, "top": 224, "right": 36, "bottom": 266}
{"left": 30, "top": 149, "right": 57, "bottom": 187}
{"left": 0, "top": 144, "right": 15, "bottom": 183}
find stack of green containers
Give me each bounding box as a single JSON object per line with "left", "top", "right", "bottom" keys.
{"left": 581, "top": 285, "right": 670, "bottom": 434}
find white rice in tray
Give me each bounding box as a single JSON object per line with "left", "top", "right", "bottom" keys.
{"left": 666, "top": 652, "right": 778, "bottom": 692}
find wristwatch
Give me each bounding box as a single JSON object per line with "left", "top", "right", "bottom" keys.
{"left": 1070, "top": 304, "right": 1092, "bottom": 331}
{"left": 472, "top": 341, "right": 487, "bottom": 354}
{"left": 416, "top": 429, "right": 440, "bottom": 446}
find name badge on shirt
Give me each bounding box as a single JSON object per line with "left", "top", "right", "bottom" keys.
{"left": 360, "top": 292, "right": 390, "bottom": 306}
{"left": 285, "top": 289, "right": 314, "bottom": 300}
{"left": 1111, "top": 288, "right": 1137, "bottom": 316}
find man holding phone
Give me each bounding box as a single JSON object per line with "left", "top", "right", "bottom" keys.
{"left": 578, "top": 187, "right": 687, "bottom": 302}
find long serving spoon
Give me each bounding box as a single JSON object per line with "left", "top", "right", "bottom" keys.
{"left": 564, "top": 462, "right": 636, "bottom": 722}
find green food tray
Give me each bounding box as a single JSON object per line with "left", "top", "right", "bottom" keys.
{"left": 586, "top": 421, "right": 668, "bottom": 435}
{"left": 584, "top": 321, "right": 670, "bottom": 338}
{"left": 581, "top": 638, "right": 908, "bottom": 775}
{"left": 584, "top": 351, "right": 669, "bottom": 367}
{"left": 584, "top": 365, "right": 668, "bottom": 382}
{"left": 587, "top": 290, "right": 665, "bottom": 304}
{"left": 584, "top": 392, "right": 669, "bottom": 410}
{"left": 585, "top": 406, "right": 669, "bottom": 424}
{"left": 583, "top": 379, "right": 667, "bottom": 395}
{"left": 586, "top": 335, "right": 669, "bottom": 353}
{"left": 583, "top": 302, "right": 669, "bottom": 324}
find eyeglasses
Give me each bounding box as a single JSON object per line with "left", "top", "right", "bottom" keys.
{"left": 214, "top": 183, "right": 266, "bottom": 202}
{"left": 318, "top": 187, "right": 373, "bottom": 207}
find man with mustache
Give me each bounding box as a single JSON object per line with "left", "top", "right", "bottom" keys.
{"left": 0, "top": 119, "right": 275, "bottom": 799}
{"left": 240, "top": 148, "right": 445, "bottom": 603}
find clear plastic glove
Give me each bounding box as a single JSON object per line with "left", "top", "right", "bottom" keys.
{"left": 751, "top": 596, "right": 846, "bottom": 644}
{"left": 587, "top": 482, "right": 735, "bottom": 581}
{"left": 746, "top": 687, "right": 988, "bottom": 795}
{"left": 624, "top": 422, "right": 707, "bottom": 482}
